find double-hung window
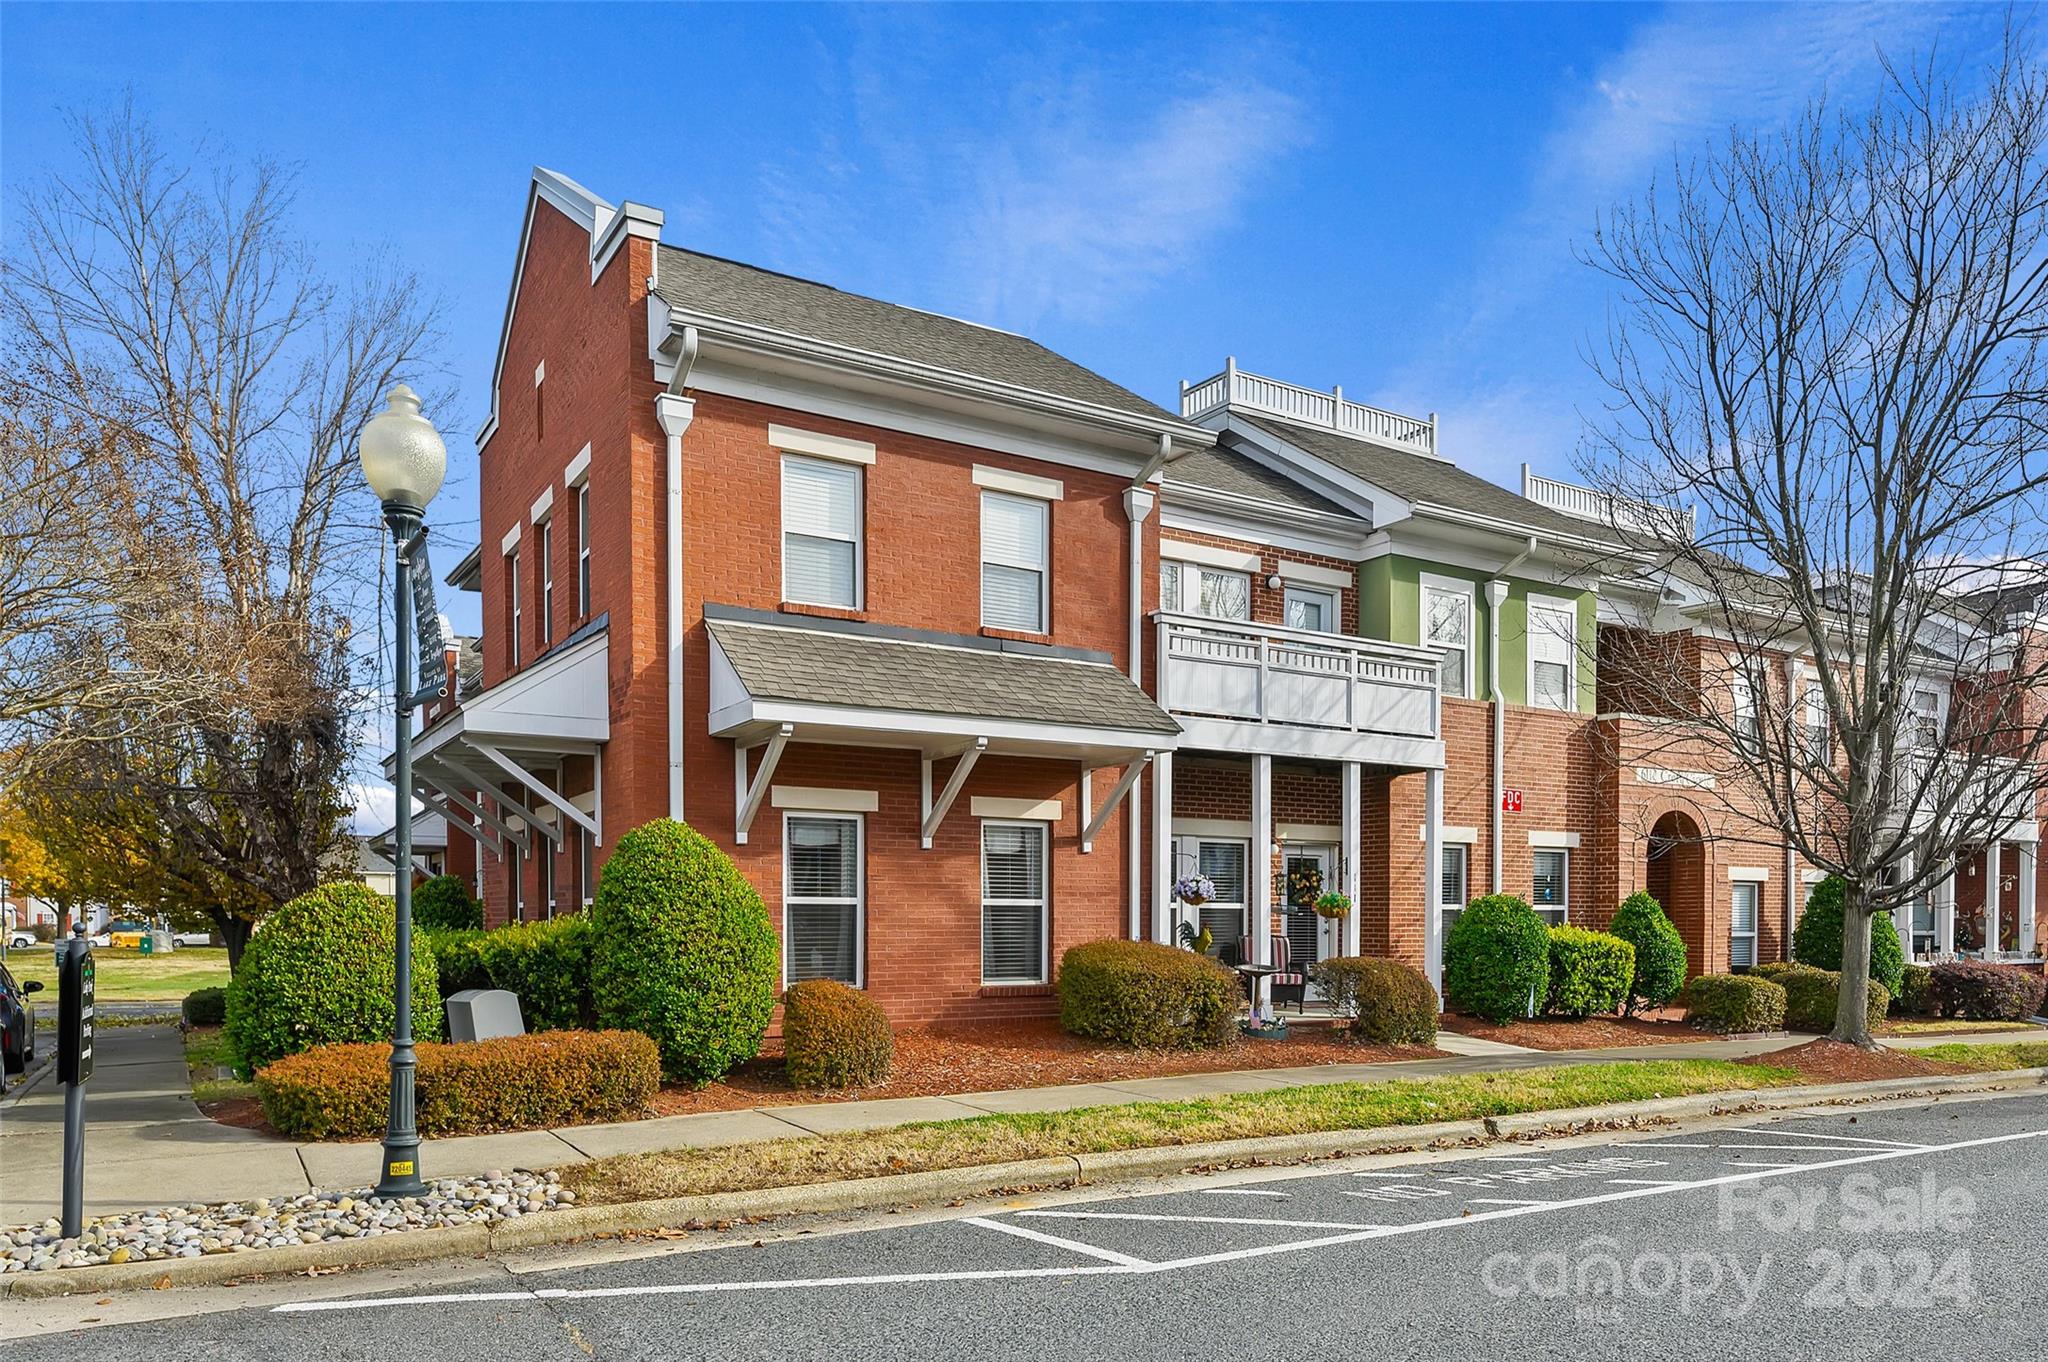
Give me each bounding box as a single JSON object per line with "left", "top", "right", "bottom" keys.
{"left": 1910, "top": 895, "right": 1936, "bottom": 956}
{"left": 508, "top": 550, "right": 522, "bottom": 668}
{"left": 538, "top": 521, "right": 554, "bottom": 647}
{"left": 1804, "top": 680, "right": 1832, "bottom": 762}
{"left": 1439, "top": 841, "right": 1470, "bottom": 937}
{"left": 1161, "top": 560, "right": 1251, "bottom": 620}
{"left": 1732, "top": 672, "right": 1761, "bottom": 752}
{"left": 1531, "top": 849, "right": 1569, "bottom": 924}
{"left": 982, "top": 822, "right": 1049, "bottom": 984}
{"left": 1423, "top": 578, "right": 1474, "bottom": 699}
{"left": 1910, "top": 686, "right": 1942, "bottom": 751}
{"left": 579, "top": 825, "right": 595, "bottom": 907}
{"left": 782, "top": 455, "right": 863, "bottom": 608}
{"left": 576, "top": 483, "right": 591, "bottom": 616}
{"left": 1527, "top": 596, "right": 1576, "bottom": 711}
{"left": 1730, "top": 880, "right": 1759, "bottom": 968}
{"left": 981, "top": 492, "right": 1050, "bottom": 632}
{"left": 1283, "top": 585, "right": 1336, "bottom": 632}
{"left": 784, "top": 814, "right": 862, "bottom": 985}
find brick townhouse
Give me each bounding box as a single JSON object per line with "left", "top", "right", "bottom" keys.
{"left": 385, "top": 168, "right": 2047, "bottom": 1025}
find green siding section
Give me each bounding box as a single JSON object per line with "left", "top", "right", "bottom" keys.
{"left": 1354, "top": 553, "right": 1596, "bottom": 712}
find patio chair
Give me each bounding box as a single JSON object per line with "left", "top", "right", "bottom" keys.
{"left": 1225, "top": 936, "right": 1307, "bottom": 1015}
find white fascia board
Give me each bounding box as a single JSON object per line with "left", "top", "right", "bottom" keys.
{"left": 972, "top": 464, "right": 1065, "bottom": 501}
{"left": 1159, "top": 488, "right": 1371, "bottom": 560}
{"left": 709, "top": 696, "right": 1176, "bottom": 757}
{"left": 564, "top": 443, "right": 593, "bottom": 488}
{"left": 530, "top": 485, "right": 555, "bottom": 524}
{"left": 1161, "top": 539, "right": 1261, "bottom": 572}
{"left": 768, "top": 423, "right": 877, "bottom": 465}
{"left": 1277, "top": 560, "right": 1354, "bottom": 591}
{"left": 1170, "top": 714, "right": 1442, "bottom": 770}
{"left": 1215, "top": 414, "right": 1410, "bottom": 526}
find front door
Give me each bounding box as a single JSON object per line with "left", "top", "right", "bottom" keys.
{"left": 1281, "top": 846, "right": 1338, "bottom": 994}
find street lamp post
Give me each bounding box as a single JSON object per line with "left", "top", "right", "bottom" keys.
{"left": 358, "top": 383, "right": 446, "bottom": 1199}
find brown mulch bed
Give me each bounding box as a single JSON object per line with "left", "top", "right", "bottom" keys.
{"left": 198, "top": 1096, "right": 275, "bottom": 1134}
{"left": 1439, "top": 1013, "right": 1704, "bottom": 1051}
{"left": 643, "top": 1018, "right": 1445, "bottom": 1118}
{"left": 1737, "top": 1038, "right": 1967, "bottom": 1083}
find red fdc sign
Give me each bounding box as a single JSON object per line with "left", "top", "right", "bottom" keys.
{"left": 1501, "top": 789, "right": 1524, "bottom": 813}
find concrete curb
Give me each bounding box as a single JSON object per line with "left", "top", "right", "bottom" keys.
{"left": 7, "top": 1066, "right": 2043, "bottom": 1300}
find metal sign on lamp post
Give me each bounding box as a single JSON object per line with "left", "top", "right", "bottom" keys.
{"left": 357, "top": 383, "right": 446, "bottom": 1199}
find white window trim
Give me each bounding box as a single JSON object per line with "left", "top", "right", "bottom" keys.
{"left": 1730, "top": 880, "right": 1760, "bottom": 966}
{"left": 980, "top": 489, "right": 1050, "bottom": 634}
{"left": 781, "top": 453, "right": 865, "bottom": 609}
{"left": 1440, "top": 842, "right": 1469, "bottom": 908}
{"left": 1526, "top": 592, "right": 1579, "bottom": 712}
{"left": 771, "top": 786, "right": 880, "bottom": 813}
{"left": 538, "top": 521, "right": 554, "bottom": 646}
{"left": 972, "top": 796, "right": 1064, "bottom": 820}
{"left": 530, "top": 485, "right": 555, "bottom": 525}
{"left": 1161, "top": 540, "right": 1260, "bottom": 573}
{"left": 770, "top": 424, "right": 876, "bottom": 465}
{"left": 1727, "top": 865, "right": 1771, "bottom": 881}
{"left": 1532, "top": 847, "right": 1570, "bottom": 922}
{"left": 981, "top": 818, "right": 1050, "bottom": 986}
{"left": 1278, "top": 560, "right": 1352, "bottom": 591}
{"left": 564, "top": 442, "right": 592, "bottom": 488}
{"left": 533, "top": 360, "right": 545, "bottom": 387}
{"left": 1528, "top": 830, "right": 1580, "bottom": 849}
{"left": 782, "top": 811, "right": 865, "bottom": 989}
{"left": 579, "top": 825, "right": 595, "bottom": 907}
{"left": 499, "top": 521, "right": 522, "bottom": 555}
{"left": 1420, "top": 823, "right": 1480, "bottom": 843}
{"left": 1420, "top": 573, "right": 1477, "bottom": 700}
{"left": 508, "top": 549, "right": 522, "bottom": 667}
{"left": 576, "top": 483, "right": 592, "bottom": 616}
{"left": 1282, "top": 584, "right": 1338, "bottom": 634}
{"left": 1162, "top": 559, "right": 1252, "bottom": 620}
{"left": 972, "top": 464, "right": 1064, "bottom": 501}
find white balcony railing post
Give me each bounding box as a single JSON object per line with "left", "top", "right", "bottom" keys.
{"left": 1154, "top": 612, "right": 1440, "bottom": 741}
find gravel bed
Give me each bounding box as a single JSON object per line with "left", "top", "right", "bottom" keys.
{"left": 1, "top": 1169, "right": 574, "bottom": 1273}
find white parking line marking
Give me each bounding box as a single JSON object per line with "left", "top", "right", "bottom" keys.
{"left": 1606, "top": 1179, "right": 1682, "bottom": 1186}
{"left": 1476, "top": 1155, "right": 1550, "bottom": 1162}
{"left": 1731, "top": 1161, "right": 1803, "bottom": 1168}
{"left": 1351, "top": 1171, "right": 1424, "bottom": 1179}
{"left": 964, "top": 1216, "right": 1153, "bottom": 1267}
{"left": 1720, "top": 1126, "right": 1927, "bottom": 1149}
{"left": 1194, "top": 1187, "right": 1293, "bottom": 1197}
{"left": 1019, "top": 1211, "right": 1387, "bottom": 1232}
{"left": 1631, "top": 1142, "right": 1887, "bottom": 1153}
{"left": 1467, "top": 1198, "right": 1553, "bottom": 1206}
{"left": 273, "top": 1125, "right": 2048, "bottom": 1315}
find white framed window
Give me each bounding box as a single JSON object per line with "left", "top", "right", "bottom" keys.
{"left": 1730, "top": 880, "right": 1759, "bottom": 968}
{"left": 1527, "top": 595, "right": 1576, "bottom": 711}
{"left": 1531, "top": 849, "right": 1568, "bottom": 924}
{"left": 1909, "top": 684, "right": 1943, "bottom": 750}
{"left": 1161, "top": 559, "right": 1251, "bottom": 620}
{"left": 576, "top": 483, "right": 591, "bottom": 617}
{"left": 781, "top": 455, "right": 863, "bottom": 608}
{"left": 1284, "top": 585, "right": 1337, "bottom": 633}
{"left": 982, "top": 821, "right": 1049, "bottom": 984}
{"left": 1182, "top": 838, "right": 1249, "bottom": 959}
{"left": 1422, "top": 576, "right": 1475, "bottom": 699}
{"left": 508, "top": 550, "right": 522, "bottom": 668}
{"left": 538, "top": 521, "right": 554, "bottom": 647}
{"left": 981, "top": 491, "right": 1050, "bottom": 632}
{"left": 784, "top": 814, "right": 863, "bottom": 985}
{"left": 1441, "top": 842, "right": 1468, "bottom": 909}
{"left": 1803, "top": 678, "right": 1832, "bottom": 762}
{"left": 1910, "top": 894, "right": 1935, "bottom": 956}
{"left": 579, "top": 825, "right": 595, "bottom": 907}
{"left": 1732, "top": 671, "right": 1761, "bottom": 751}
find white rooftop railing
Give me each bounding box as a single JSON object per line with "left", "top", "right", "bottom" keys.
{"left": 1180, "top": 358, "right": 1437, "bottom": 458}
{"left": 1521, "top": 466, "right": 1695, "bottom": 539}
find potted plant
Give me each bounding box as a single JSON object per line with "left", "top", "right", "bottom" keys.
{"left": 1173, "top": 874, "right": 1217, "bottom": 907}
{"left": 1312, "top": 890, "right": 1351, "bottom": 921}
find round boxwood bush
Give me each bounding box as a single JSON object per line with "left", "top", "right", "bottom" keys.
{"left": 782, "top": 979, "right": 893, "bottom": 1088}
{"left": 224, "top": 882, "right": 442, "bottom": 1073}
{"left": 1443, "top": 894, "right": 1551, "bottom": 1022}
{"left": 1544, "top": 926, "right": 1635, "bottom": 1018}
{"left": 589, "top": 818, "right": 780, "bottom": 1084}
{"left": 1309, "top": 956, "right": 1439, "bottom": 1044}
{"left": 1683, "top": 974, "right": 1787, "bottom": 1033}
{"left": 181, "top": 986, "right": 228, "bottom": 1028}
{"left": 1607, "top": 892, "right": 1688, "bottom": 1013}
{"left": 1057, "top": 939, "right": 1239, "bottom": 1048}
{"left": 1793, "top": 876, "right": 1905, "bottom": 997}
{"left": 411, "top": 874, "right": 483, "bottom": 932}
{"left": 1893, "top": 962, "right": 1934, "bottom": 1017}
{"left": 1780, "top": 964, "right": 1890, "bottom": 1033}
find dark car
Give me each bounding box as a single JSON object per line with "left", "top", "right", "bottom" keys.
{"left": 1, "top": 962, "right": 43, "bottom": 1076}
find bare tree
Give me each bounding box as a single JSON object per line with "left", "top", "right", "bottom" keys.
{"left": 1, "top": 102, "right": 443, "bottom": 960}
{"left": 1582, "top": 42, "right": 2048, "bottom": 1046}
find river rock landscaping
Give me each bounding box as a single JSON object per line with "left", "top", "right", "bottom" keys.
{"left": 0, "top": 1169, "right": 573, "bottom": 1274}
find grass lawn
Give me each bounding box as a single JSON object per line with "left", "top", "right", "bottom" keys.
{"left": 183, "top": 1025, "right": 256, "bottom": 1104}
{"left": 1913, "top": 1040, "right": 2048, "bottom": 1071}
{"left": 563, "top": 1058, "right": 1804, "bottom": 1205}
{"left": 1883, "top": 1020, "right": 2042, "bottom": 1036}
{"left": 6, "top": 946, "right": 230, "bottom": 1001}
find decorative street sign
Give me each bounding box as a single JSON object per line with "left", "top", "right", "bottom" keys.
{"left": 1501, "top": 789, "right": 1524, "bottom": 813}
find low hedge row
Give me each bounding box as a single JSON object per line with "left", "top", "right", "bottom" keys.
{"left": 1780, "top": 964, "right": 1890, "bottom": 1033}
{"left": 254, "top": 1030, "right": 660, "bottom": 1140}
{"left": 1894, "top": 963, "right": 1934, "bottom": 1017}
{"left": 782, "top": 979, "right": 893, "bottom": 1088}
{"left": 1928, "top": 962, "right": 2047, "bottom": 1021}
{"left": 422, "top": 917, "right": 596, "bottom": 1032}
{"left": 1057, "top": 939, "right": 1238, "bottom": 1048}
{"left": 1309, "top": 957, "right": 1438, "bottom": 1045}
{"left": 1545, "top": 926, "right": 1635, "bottom": 1018}
{"left": 1683, "top": 974, "right": 1787, "bottom": 1033}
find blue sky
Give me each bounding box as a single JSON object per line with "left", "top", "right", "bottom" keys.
{"left": 0, "top": 1, "right": 2011, "bottom": 828}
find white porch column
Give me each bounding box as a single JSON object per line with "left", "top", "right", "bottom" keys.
{"left": 2019, "top": 839, "right": 2038, "bottom": 956}
{"left": 1151, "top": 753, "right": 1175, "bottom": 944}
{"left": 1936, "top": 862, "right": 1956, "bottom": 958}
{"left": 1891, "top": 849, "right": 1915, "bottom": 962}
{"left": 1250, "top": 753, "right": 1274, "bottom": 1011}
{"left": 1985, "top": 839, "right": 2003, "bottom": 956}
{"left": 1340, "top": 761, "right": 1362, "bottom": 959}
{"left": 1423, "top": 767, "right": 1445, "bottom": 993}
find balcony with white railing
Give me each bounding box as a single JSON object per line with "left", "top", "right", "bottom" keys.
{"left": 1156, "top": 612, "right": 1442, "bottom": 763}
{"left": 1180, "top": 358, "right": 1438, "bottom": 459}
{"left": 1521, "top": 466, "right": 1695, "bottom": 540}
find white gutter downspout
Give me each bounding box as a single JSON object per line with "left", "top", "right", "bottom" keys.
{"left": 655, "top": 324, "right": 700, "bottom": 821}
{"left": 1487, "top": 536, "right": 1538, "bottom": 894}
{"left": 1122, "top": 433, "right": 1168, "bottom": 941}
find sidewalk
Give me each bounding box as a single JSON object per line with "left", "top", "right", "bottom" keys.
{"left": 5, "top": 1022, "right": 2042, "bottom": 1224}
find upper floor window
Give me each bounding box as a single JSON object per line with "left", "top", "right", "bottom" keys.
{"left": 981, "top": 491, "right": 1050, "bottom": 632}
{"left": 1732, "top": 671, "right": 1761, "bottom": 750}
{"left": 1284, "top": 585, "right": 1336, "bottom": 633}
{"left": 782, "top": 455, "right": 863, "bottom": 608}
{"left": 1423, "top": 578, "right": 1473, "bottom": 698}
{"left": 1909, "top": 685, "right": 1942, "bottom": 750}
{"left": 576, "top": 483, "right": 591, "bottom": 617}
{"left": 507, "top": 550, "right": 522, "bottom": 667}
{"left": 1803, "top": 679, "right": 1832, "bottom": 761}
{"left": 537, "top": 521, "right": 554, "bottom": 647}
{"left": 1161, "top": 559, "right": 1250, "bottom": 620}
{"left": 1527, "top": 596, "right": 1576, "bottom": 710}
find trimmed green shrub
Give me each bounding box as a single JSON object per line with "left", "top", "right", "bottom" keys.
{"left": 225, "top": 883, "right": 441, "bottom": 1073}
{"left": 1781, "top": 964, "right": 1890, "bottom": 1033}
{"left": 254, "top": 1030, "right": 658, "bottom": 1140}
{"left": 1894, "top": 963, "right": 1934, "bottom": 1017}
{"left": 1544, "top": 926, "right": 1635, "bottom": 1018}
{"left": 477, "top": 916, "right": 594, "bottom": 1032}
{"left": 412, "top": 874, "right": 483, "bottom": 932}
{"left": 424, "top": 929, "right": 492, "bottom": 996}
{"left": 1928, "top": 962, "right": 2047, "bottom": 1021}
{"left": 181, "top": 986, "right": 227, "bottom": 1028}
{"left": 1057, "top": 939, "right": 1239, "bottom": 1048}
{"left": 1683, "top": 974, "right": 1788, "bottom": 1033}
{"left": 1750, "top": 960, "right": 1802, "bottom": 981}
{"left": 1607, "top": 892, "right": 1688, "bottom": 1013}
{"left": 1793, "top": 876, "right": 1905, "bottom": 997}
{"left": 589, "top": 819, "right": 780, "bottom": 1084}
{"left": 782, "top": 980, "right": 893, "bottom": 1088}
{"left": 1444, "top": 894, "right": 1551, "bottom": 1023}
{"left": 1309, "top": 956, "right": 1439, "bottom": 1045}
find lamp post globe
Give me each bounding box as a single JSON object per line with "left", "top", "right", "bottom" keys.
{"left": 359, "top": 382, "right": 444, "bottom": 1200}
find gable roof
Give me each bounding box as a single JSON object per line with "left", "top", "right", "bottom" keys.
{"left": 652, "top": 246, "right": 1176, "bottom": 424}
{"left": 1164, "top": 443, "right": 1351, "bottom": 515}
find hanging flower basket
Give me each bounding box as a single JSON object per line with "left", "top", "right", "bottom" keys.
{"left": 1286, "top": 862, "right": 1325, "bottom": 908}
{"left": 1173, "top": 874, "right": 1217, "bottom": 907}
{"left": 1312, "top": 890, "right": 1352, "bottom": 921}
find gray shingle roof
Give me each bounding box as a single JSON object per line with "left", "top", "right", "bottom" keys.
{"left": 707, "top": 617, "right": 1181, "bottom": 735}
{"left": 653, "top": 245, "right": 1176, "bottom": 423}
{"left": 1234, "top": 413, "right": 1610, "bottom": 540}
{"left": 1165, "top": 445, "right": 1351, "bottom": 515}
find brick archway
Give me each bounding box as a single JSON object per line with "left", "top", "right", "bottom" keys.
{"left": 1645, "top": 808, "right": 1714, "bottom": 978}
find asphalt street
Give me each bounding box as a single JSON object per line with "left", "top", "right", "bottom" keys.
{"left": 4, "top": 1089, "right": 2043, "bottom": 1360}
